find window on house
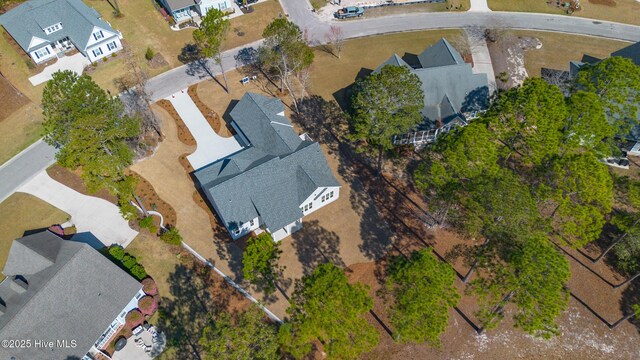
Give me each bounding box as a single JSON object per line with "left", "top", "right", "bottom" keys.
{"left": 329, "top": 191, "right": 334, "bottom": 198}
{"left": 92, "top": 47, "right": 103, "bottom": 57}
{"left": 308, "top": 202, "right": 313, "bottom": 210}
{"left": 321, "top": 195, "right": 326, "bottom": 202}
{"left": 303, "top": 204, "right": 308, "bottom": 212}
{"left": 106, "top": 41, "right": 117, "bottom": 51}
{"left": 44, "top": 23, "right": 62, "bottom": 35}
{"left": 93, "top": 30, "right": 104, "bottom": 41}
{"left": 33, "top": 47, "right": 50, "bottom": 59}
{"left": 250, "top": 219, "right": 255, "bottom": 227}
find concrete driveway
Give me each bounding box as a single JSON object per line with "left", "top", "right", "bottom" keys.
{"left": 17, "top": 171, "right": 138, "bottom": 248}
{"left": 28, "top": 52, "right": 90, "bottom": 86}
{"left": 165, "top": 90, "right": 243, "bottom": 170}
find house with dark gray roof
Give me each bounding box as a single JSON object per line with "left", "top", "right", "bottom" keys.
{"left": 0, "top": 0, "right": 123, "bottom": 64}
{"left": 195, "top": 92, "right": 340, "bottom": 241}
{"left": 0, "top": 230, "right": 144, "bottom": 360}
{"left": 374, "top": 38, "right": 490, "bottom": 148}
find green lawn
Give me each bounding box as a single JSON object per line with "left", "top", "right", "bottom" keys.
{"left": 0, "top": 193, "right": 69, "bottom": 280}
{"left": 125, "top": 233, "right": 181, "bottom": 301}
{"left": 488, "top": 0, "right": 640, "bottom": 25}
{"left": 516, "top": 30, "right": 631, "bottom": 77}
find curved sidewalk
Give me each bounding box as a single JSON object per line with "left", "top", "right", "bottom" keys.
{"left": 18, "top": 171, "right": 138, "bottom": 248}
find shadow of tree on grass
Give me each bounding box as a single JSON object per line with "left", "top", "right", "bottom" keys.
{"left": 292, "top": 220, "right": 345, "bottom": 276}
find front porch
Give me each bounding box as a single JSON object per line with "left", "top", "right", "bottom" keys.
{"left": 169, "top": 2, "right": 242, "bottom": 31}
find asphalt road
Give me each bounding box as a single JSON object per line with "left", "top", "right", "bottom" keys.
{"left": 3, "top": 1, "right": 640, "bottom": 202}
{"left": 0, "top": 139, "right": 56, "bottom": 203}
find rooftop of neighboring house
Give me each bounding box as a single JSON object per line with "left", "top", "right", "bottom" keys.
{"left": 162, "top": 0, "right": 199, "bottom": 12}
{"left": 0, "top": 230, "right": 142, "bottom": 359}
{"left": 0, "top": 0, "right": 118, "bottom": 53}
{"left": 195, "top": 92, "right": 340, "bottom": 232}
{"left": 374, "top": 38, "right": 490, "bottom": 130}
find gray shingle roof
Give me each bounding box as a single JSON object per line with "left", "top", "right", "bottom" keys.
{"left": 163, "top": 0, "right": 198, "bottom": 12}
{"left": 375, "top": 38, "right": 489, "bottom": 130}
{"left": 195, "top": 93, "right": 340, "bottom": 232}
{"left": 611, "top": 41, "right": 640, "bottom": 66}
{"left": 374, "top": 53, "right": 412, "bottom": 72}
{"left": 0, "top": 231, "right": 142, "bottom": 359}
{"left": 0, "top": 0, "right": 118, "bottom": 52}
{"left": 418, "top": 38, "right": 465, "bottom": 69}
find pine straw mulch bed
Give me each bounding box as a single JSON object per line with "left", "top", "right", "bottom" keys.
{"left": 129, "top": 170, "right": 178, "bottom": 229}
{"left": 47, "top": 164, "right": 118, "bottom": 204}
{"left": 156, "top": 99, "right": 196, "bottom": 146}
{"left": 188, "top": 84, "right": 235, "bottom": 138}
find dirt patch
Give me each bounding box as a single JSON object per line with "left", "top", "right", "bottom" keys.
{"left": 487, "top": 34, "right": 541, "bottom": 89}
{"left": 47, "top": 164, "right": 118, "bottom": 204}
{"left": 188, "top": 84, "right": 235, "bottom": 137}
{"left": 148, "top": 53, "right": 169, "bottom": 69}
{"left": 129, "top": 171, "right": 178, "bottom": 228}
{"left": 0, "top": 74, "right": 29, "bottom": 121}
{"left": 156, "top": 99, "right": 196, "bottom": 146}
{"left": 589, "top": 0, "right": 617, "bottom": 5}
{"left": 347, "top": 260, "right": 640, "bottom": 359}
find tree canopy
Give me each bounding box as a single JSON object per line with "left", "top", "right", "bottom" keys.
{"left": 200, "top": 306, "right": 279, "bottom": 360}
{"left": 242, "top": 233, "right": 282, "bottom": 294}
{"left": 193, "top": 8, "right": 230, "bottom": 91}
{"left": 386, "top": 249, "right": 459, "bottom": 346}
{"left": 350, "top": 64, "right": 424, "bottom": 155}
{"left": 576, "top": 56, "right": 640, "bottom": 135}
{"left": 258, "top": 18, "right": 314, "bottom": 111}
{"left": 471, "top": 234, "right": 570, "bottom": 338}
{"left": 42, "top": 71, "right": 140, "bottom": 217}
{"left": 279, "top": 263, "right": 379, "bottom": 359}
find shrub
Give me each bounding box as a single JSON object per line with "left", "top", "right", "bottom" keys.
{"left": 108, "top": 246, "right": 125, "bottom": 261}
{"left": 161, "top": 226, "right": 182, "bottom": 246}
{"left": 130, "top": 264, "right": 147, "bottom": 280}
{"left": 138, "top": 296, "right": 158, "bottom": 316}
{"left": 145, "top": 47, "right": 155, "bottom": 61}
{"left": 141, "top": 278, "right": 158, "bottom": 296}
{"left": 139, "top": 216, "right": 154, "bottom": 229}
{"left": 25, "top": 60, "right": 35, "bottom": 70}
{"left": 125, "top": 309, "right": 143, "bottom": 330}
{"left": 111, "top": 52, "right": 117, "bottom": 58}
{"left": 122, "top": 255, "right": 136, "bottom": 269}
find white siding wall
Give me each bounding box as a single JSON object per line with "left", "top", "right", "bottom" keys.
{"left": 198, "top": 0, "right": 230, "bottom": 15}
{"left": 29, "top": 44, "right": 55, "bottom": 63}
{"left": 300, "top": 186, "right": 340, "bottom": 217}
{"left": 86, "top": 36, "right": 122, "bottom": 62}
{"left": 229, "top": 216, "right": 260, "bottom": 240}
{"left": 270, "top": 219, "right": 303, "bottom": 241}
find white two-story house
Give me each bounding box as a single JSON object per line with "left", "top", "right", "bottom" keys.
{"left": 195, "top": 92, "right": 341, "bottom": 241}
{"left": 0, "top": 0, "right": 123, "bottom": 64}
{"left": 159, "top": 0, "right": 233, "bottom": 23}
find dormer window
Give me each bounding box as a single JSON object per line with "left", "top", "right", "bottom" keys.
{"left": 93, "top": 30, "right": 104, "bottom": 41}
{"left": 44, "top": 23, "right": 62, "bottom": 35}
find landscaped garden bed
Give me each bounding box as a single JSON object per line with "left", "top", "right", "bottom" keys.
{"left": 188, "top": 84, "right": 235, "bottom": 137}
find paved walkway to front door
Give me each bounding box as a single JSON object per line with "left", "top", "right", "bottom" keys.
{"left": 29, "top": 52, "right": 90, "bottom": 86}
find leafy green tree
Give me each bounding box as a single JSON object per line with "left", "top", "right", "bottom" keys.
{"left": 243, "top": 233, "right": 282, "bottom": 294}
{"left": 42, "top": 71, "right": 140, "bottom": 218}
{"left": 563, "top": 90, "right": 615, "bottom": 156}
{"left": 160, "top": 226, "right": 183, "bottom": 246}
{"left": 471, "top": 234, "right": 570, "bottom": 339}
{"left": 259, "top": 18, "right": 314, "bottom": 112}
{"left": 576, "top": 56, "right": 640, "bottom": 135}
{"left": 279, "top": 263, "right": 379, "bottom": 359}
{"left": 200, "top": 306, "right": 279, "bottom": 360}
{"left": 485, "top": 78, "right": 567, "bottom": 165}
{"left": 385, "top": 249, "right": 459, "bottom": 346}
{"left": 595, "top": 177, "right": 640, "bottom": 262}
{"left": 193, "top": 8, "right": 231, "bottom": 92}
{"left": 350, "top": 64, "right": 424, "bottom": 173}
{"left": 543, "top": 152, "right": 613, "bottom": 247}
